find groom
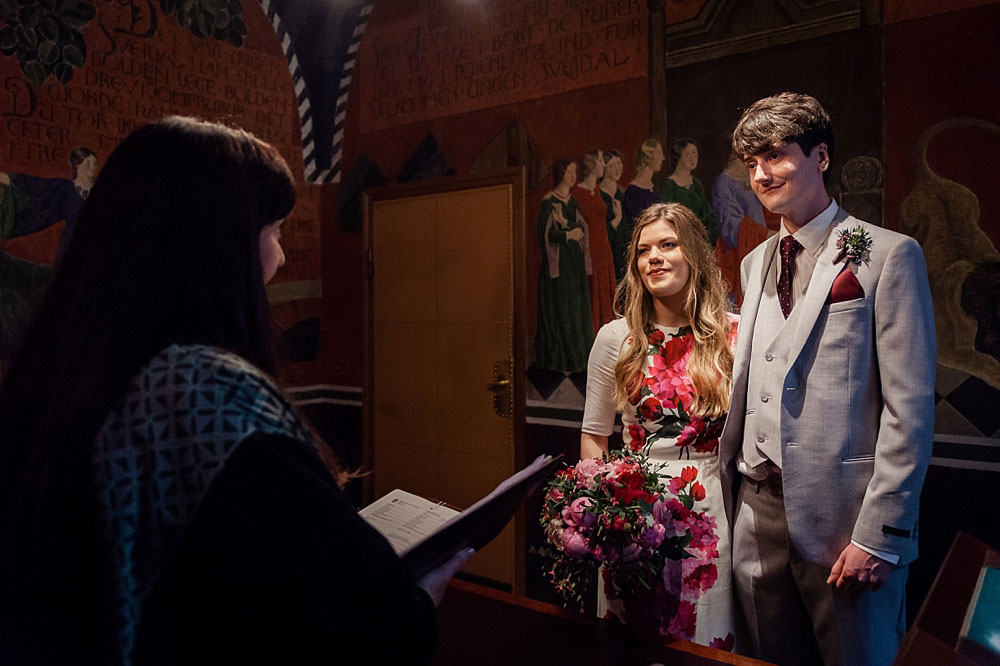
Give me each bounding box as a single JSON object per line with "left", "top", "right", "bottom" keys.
{"left": 719, "top": 92, "right": 936, "bottom": 666}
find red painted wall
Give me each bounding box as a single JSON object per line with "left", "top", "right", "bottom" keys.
{"left": 323, "top": 2, "right": 651, "bottom": 386}
{"left": 884, "top": 2, "right": 1000, "bottom": 247}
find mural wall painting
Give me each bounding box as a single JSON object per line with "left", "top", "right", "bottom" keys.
{"left": 0, "top": 1, "right": 331, "bottom": 378}
{"left": 899, "top": 118, "right": 1000, "bottom": 394}
{"left": 358, "top": 0, "right": 647, "bottom": 132}
{"left": 535, "top": 159, "right": 593, "bottom": 374}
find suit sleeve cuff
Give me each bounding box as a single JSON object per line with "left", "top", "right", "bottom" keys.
{"left": 851, "top": 539, "right": 900, "bottom": 565}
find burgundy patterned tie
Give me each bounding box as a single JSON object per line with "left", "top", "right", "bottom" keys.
{"left": 777, "top": 235, "right": 803, "bottom": 318}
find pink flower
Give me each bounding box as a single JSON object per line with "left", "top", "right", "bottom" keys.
{"left": 683, "top": 562, "right": 718, "bottom": 597}
{"left": 639, "top": 522, "right": 666, "bottom": 549}
{"left": 668, "top": 601, "right": 697, "bottom": 641}
{"left": 574, "top": 458, "right": 605, "bottom": 489}
{"left": 620, "top": 543, "right": 640, "bottom": 563}
{"left": 560, "top": 527, "right": 589, "bottom": 557}
{"left": 662, "top": 557, "right": 683, "bottom": 596}
{"left": 676, "top": 419, "right": 706, "bottom": 447}
{"left": 561, "top": 497, "right": 597, "bottom": 529}
{"left": 667, "top": 477, "right": 686, "bottom": 495}
{"left": 546, "top": 488, "right": 564, "bottom": 503}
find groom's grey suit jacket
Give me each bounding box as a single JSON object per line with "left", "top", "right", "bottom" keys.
{"left": 719, "top": 207, "right": 936, "bottom": 567}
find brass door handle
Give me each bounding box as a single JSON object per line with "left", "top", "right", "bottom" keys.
{"left": 489, "top": 360, "right": 513, "bottom": 418}
{"left": 487, "top": 379, "right": 512, "bottom": 392}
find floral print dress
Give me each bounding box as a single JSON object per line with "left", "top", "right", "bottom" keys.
{"left": 581, "top": 316, "right": 738, "bottom": 649}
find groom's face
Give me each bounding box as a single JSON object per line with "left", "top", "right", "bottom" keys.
{"left": 743, "top": 141, "right": 829, "bottom": 224}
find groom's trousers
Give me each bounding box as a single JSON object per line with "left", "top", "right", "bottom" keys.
{"left": 732, "top": 473, "right": 907, "bottom": 666}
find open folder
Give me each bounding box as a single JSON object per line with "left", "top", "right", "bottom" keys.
{"left": 360, "top": 454, "right": 564, "bottom": 579}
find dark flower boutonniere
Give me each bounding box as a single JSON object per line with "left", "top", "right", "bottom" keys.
{"left": 835, "top": 225, "right": 873, "bottom": 265}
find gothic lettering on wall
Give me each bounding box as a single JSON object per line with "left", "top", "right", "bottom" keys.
{"left": 359, "top": 0, "right": 647, "bottom": 132}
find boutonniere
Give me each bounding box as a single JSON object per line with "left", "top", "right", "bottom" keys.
{"left": 834, "top": 225, "right": 873, "bottom": 265}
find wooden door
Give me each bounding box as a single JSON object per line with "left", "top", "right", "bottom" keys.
{"left": 363, "top": 170, "right": 526, "bottom": 591}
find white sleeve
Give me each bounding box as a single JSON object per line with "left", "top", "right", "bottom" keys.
{"left": 581, "top": 320, "right": 627, "bottom": 436}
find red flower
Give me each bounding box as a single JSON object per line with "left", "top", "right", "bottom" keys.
{"left": 626, "top": 425, "right": 646, "bottom": 452}
{"left": 668, "top": 600, "right": 697, "bottom": 641}
{"left": 693, "top": 437, "right": 718, "bottom": 454}
{"left": 639, "top": 397, "right": 663, "bottom": 421}
{"left": 680, "top": 466, "right": 698, "bottom": 483}
{"left": 659, "top": 335, "right": 691, "bottom": 368}
{"left": 612, "top": 469, "right": 652, "bottom": 505}
{"left": 648, "top": 329, "right": 666, "bottom": 346}
{"left": 690, "top": 481, "right": 706, "bottom": 502}
{"left": 609, "top": 515, "right": 629, "bottom": 539}
{"left": 684, "top": 562, "right": 718, "bottom": 596}
{"left": 709, "top": 633, "right": 735, "bottom": 652}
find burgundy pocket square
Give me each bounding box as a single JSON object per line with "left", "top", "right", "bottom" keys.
{"left": 828, "top": 268, "right": 865, "bottom": 304}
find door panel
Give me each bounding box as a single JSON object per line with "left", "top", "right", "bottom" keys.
{"left": 365, "top": 171, "right": 525, "bottom": 590}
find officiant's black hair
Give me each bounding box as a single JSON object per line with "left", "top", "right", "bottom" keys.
{"left": 0, "top": 116, "right": 296, "bottom": 658}
{"left": 732, "top": 92, "right": 836, "bottom": 183}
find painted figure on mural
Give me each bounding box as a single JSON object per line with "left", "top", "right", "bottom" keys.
{"left": 600, "top": 148, "right": 628, "bottom": 282}
{"left": 582, "top": 203, "right": 737, "bottom": 649}
{"left": 661, "top": 138, "right": 718, "bottom": 247}
{"left": 0, "top": 147, "right": 99, "bottom": 261}
{"left": 535, "top": 159, "right": 594, "bottom": 373}
{"left": 900, "top": 117, "right": 1000, "bottom": 391}
{"left": 622, "top": 139, "right": 663, "bottom": 246}
{"left": 712, "top": 139, "right": 780, "bottom": 305}
{"left": 572, "top": 149, "right": 616, "bottom": 334}
{"left": 0, "top": 147, "right": 99, "bottom": 374}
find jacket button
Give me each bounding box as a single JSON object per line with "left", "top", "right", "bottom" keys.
{"left": 761, "top": 395, "right": 770, "bottom": 403}
{"left": 765, "top": 353, "right": 774, "bottom": 362}
{"left": 757, "top": 435, "right": 765, "bottom": 443}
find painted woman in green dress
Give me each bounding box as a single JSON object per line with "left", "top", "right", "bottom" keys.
{"left": 600, "top": 148, "right": 628, "bottom": 282}
{"left": 660, "top": 138, "right": 719, "bottom": 246}
{"left": 535, "top": 159, "right": 594, "bottom": 372}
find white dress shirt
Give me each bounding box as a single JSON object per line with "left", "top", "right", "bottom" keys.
{"left": 775, "top": 199, "right": 839, "bottom": 313}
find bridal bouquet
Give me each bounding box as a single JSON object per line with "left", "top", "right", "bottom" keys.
{"left": 539, "top": 448, "right": 720, "bottom": 640}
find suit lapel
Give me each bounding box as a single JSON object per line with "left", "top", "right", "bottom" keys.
{"left": 782, "top": 210, "right": 854, "bottom": 370}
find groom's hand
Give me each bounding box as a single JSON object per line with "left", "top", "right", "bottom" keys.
{"left": 826, "top": 543, "right": 891, "bottom": 592}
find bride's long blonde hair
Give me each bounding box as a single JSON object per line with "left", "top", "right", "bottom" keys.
{"left": 613, "top": 203, "right": 734, "bottom": 419}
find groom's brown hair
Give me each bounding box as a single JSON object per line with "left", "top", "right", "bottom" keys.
{"left": 732, "top": 92, "right": 835, "bottom": 182}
